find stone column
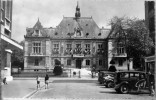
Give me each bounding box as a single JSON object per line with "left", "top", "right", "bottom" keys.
{"left": 4, "top": 49, "right": 13, "bottom": 81}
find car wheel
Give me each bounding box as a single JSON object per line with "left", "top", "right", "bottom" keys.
{"left": 107, "top": 81, "right": 115, "bottom": 88}
{"left": 120, "top": 84, "right": 129, "bottom": 94}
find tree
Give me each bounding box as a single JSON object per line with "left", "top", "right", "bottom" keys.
{"left": 109, "top": 16, "right": 154, "bottom": 69}
{"left": 11, "top": 40, "right": 24, "bottom": 70}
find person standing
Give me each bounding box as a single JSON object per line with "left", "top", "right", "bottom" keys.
{"left": 45, "top": 74, "right": 49, "bottom": 89}
{"left": 148, "top": 72, "right": 155, "bottom": 96}
{"left": 3, "top": 77, "right": 7, "bottom": 85}
{"left": 36, "top": 76, "right": 40, "bottom": 90}
{"left": 108, "top": 64, "right": 117, "bottom": 72}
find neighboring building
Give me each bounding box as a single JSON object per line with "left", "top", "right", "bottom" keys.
{"left": 144, "top": 1, "right": 155, "bottom": 74}
{"left": 24, "top": 3, "right": 110, "bottom": 72}
{"left": 0, "top": 0, "right": 23, "bottom": 81}
{"left": 145, "top": 1, "right": 155, "bottom": 56}
{"left": 107, "top": 27, "right": 133, "bottom": 71}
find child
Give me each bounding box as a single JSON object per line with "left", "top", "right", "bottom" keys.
{"left": 3, "top": 77, "right": 7, "bottom": 85}
{"left": 36, "top": 76, "right": 40, "bottom": 89}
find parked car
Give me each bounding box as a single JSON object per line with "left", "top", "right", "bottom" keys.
{"left": 114, "top": 71, "right": 149, "bottom": 94}
{"left": 98, "top": 71, "right": 115, "bottom": 88}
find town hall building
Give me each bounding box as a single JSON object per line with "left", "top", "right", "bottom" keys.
{"left": 24, "top": 3, "right": 110, "bottom": 72}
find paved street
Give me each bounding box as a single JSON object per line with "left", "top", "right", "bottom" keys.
{"left": 2, "top": 77, "right": 155, "bottom": 100}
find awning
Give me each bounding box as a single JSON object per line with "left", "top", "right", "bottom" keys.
{"left": 1, "top": 34, "right": 23, "bottom": 50}
{"left": 144, "top": 56, "right": 155, "bottom": 62}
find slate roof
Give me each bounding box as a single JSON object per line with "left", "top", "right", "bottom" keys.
{"left": 47, "top": 17, "right": 110, "bottom": 39}
{"left": 26, "top": 17, "right": 110, "bottom": 39}
{"left": 26, "top": 19, "right": 48, "bottom": 37}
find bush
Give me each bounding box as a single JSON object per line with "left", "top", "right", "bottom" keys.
{"left": 53, "top": 65, "right": 63, "bottom": 75}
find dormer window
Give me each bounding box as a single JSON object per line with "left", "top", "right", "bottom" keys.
{"left": 86, "top": 33, "right": 89, "bottom": 36}
{"left": 55, "top": 32, "right": 58, "bottom": 35}
{"left": 98, "top": 33, "right": 101, "bottom": 36}
{"left": 35, "top": 30, "right": 39, "bottom": 34}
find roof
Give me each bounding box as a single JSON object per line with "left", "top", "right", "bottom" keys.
{"left": 49, "top": 17, "right": 110, "bottom": 39}
{"left": 25, "top": 17, "right": 110, "bottom": 39}
{"left": 116, "top": 71, "right": 147, "bottom": 73}
{"left": 25, "top": 19, "right": 48, "bottom": 37}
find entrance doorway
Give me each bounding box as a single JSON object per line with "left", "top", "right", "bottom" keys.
{"left": 76, "top": 59, "right": 82, "bottom": 69}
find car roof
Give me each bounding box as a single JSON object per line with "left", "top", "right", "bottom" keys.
{"left": 116, "top": 71, "right": 146, "bottom": 73}
{"left": 100, "top": 71, "right": 116, "bottom": 73}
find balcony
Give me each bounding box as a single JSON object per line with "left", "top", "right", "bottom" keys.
{"left": 83, "top": 49, "right": 91, "bottom": 55}
{"left": 29, "top": 53, "right": 44, "bottom": 56}
{"left": 64, "top": 49, "right": 72, "bottom": 55}
{"left": 73, "top": 48, "right": 82, "bottom": 54}
{"left": 96, "top": 49, "right": 104, "bottom": 55}
{"left": 113, "top": 53, "right": 127, "bottom": 57}
{"left": 52, "top": 49, "right": 59, "bottom": 54}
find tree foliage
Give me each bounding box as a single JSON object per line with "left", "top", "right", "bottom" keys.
{"left": 11, "top": 40, "right": 24, "bottom": 70}
{"left": 109, "top": 16, "right": 154, "bottom": 68}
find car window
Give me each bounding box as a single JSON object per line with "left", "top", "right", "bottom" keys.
{"left": 120, "top": 73, "right": 129, "bottom": 78}
{"left": 130, "top": 73, "right": 139, "bottom": 79}
{"left": 139, "top": 73, "right": 145, "bottom": 79}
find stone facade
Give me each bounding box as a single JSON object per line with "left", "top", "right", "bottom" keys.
{"left": 24, "top": 3, "right": 110, "bottom": 71}
{"left": 0, "top": 0, "right": 23, "bottom": 80}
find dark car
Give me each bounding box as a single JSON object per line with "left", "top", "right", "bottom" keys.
{"left": 114, "top": 71, "right": 149, "bottom": 94}
{"left": 98, "top": 71, "right": 115, "bottom": 88}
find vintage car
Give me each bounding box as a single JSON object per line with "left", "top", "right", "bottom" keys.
{"left": 98, "top": 71, "right": 116, "bottom": 88}
{"left": 114, "top": 71, "right": 149, "bottom": 94}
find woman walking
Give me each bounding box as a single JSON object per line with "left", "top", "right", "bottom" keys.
{"left": 45, "top": 74, "right": 49, "bottom": 89}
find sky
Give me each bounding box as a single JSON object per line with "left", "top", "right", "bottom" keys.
{"left": 12, "top": 0, "right": 146, "bottom": 42}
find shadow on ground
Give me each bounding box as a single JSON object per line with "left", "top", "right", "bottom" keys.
{"left": 52, "top": 80, "right": 97, "bottom": 83}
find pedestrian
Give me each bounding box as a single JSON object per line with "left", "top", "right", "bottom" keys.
{"left": 3, "top": 77, "right": 7, "bottom": 85}
{"left": 148, "top": 71, "right": 155, "bottom": 96}
{"left": 108, "top": 64, "right": 117, "bottom": 72}
{"left": 36, "top": 76, "right": 41, "bottom": 89}
{"left": 45, "top": 74, "right": 49, "bottom": 89}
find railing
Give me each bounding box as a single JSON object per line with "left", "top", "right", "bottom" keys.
{"left": 113, "top": 53, "right": 127, "bottom": 57}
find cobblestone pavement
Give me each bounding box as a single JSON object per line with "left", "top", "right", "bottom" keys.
{"left": 2, "top": 77, "right": 156, "bottom": 100}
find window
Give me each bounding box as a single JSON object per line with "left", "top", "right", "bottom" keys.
{"left": 67, "top": 59, "right": 71, "bottom": 65}
{"left": 98, "top": 33, "right": 101, "bottom": 36}
{"left": 117, "top": 44, "right": 125, "bottom": 54}
{"left": 76, "top": 28, "right": 81, "bottom": 36}
{"left": 34, "top": 58, "right": 39, "bottom": 66}
{"left": 76, "top": 44, "right": 81, "bottom": 48}
{"left": 53, "top": 43, "right": 59, "bottom": 54}
{"left": 86, "top": 60, "right": 90, "bottom": 65}
{"left": 85, "top": 44, "right": 90, "bottom": 54}
{"left": 33, "top": 42, "right": 41, "bottom": 54}
{"left": 55, "top": 32, "right": 58, "bottom": 35}
{"left": 98, "top": 44, "right": 103, "bottom": 49}
{"left": 5, "top": 1, "right": 11, "bottom": 20}
{"left": 97, "top": 44, "right": 103, "bottom": 53}
{"left": 99, "top": 59, "right": 102, "bottom": 66}
{"left": 67, "top": 44, "right": 72, "bottom": 51}
{"left": 86, "top": 33, "right": 89, "bottom": 37}
{"left": 118, "top": 59, "right": 123, "bottom": 66}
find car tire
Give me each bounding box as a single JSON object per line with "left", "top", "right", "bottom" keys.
{"left": 120, "top": 84, "right": 129, "bottom": 94}
{"left": 107, "top": 81, "right": 114, "bottom": 88}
